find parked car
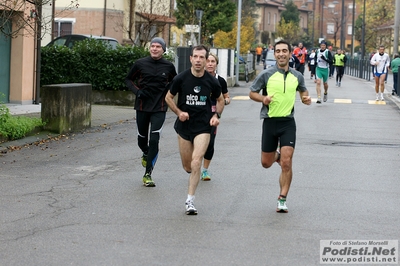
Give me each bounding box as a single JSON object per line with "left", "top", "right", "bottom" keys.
{"left": 46, "top": 34, "right": 119, "bottom": 49}
{"left": 264, "top": 50, "right": 276, "bottom": 69}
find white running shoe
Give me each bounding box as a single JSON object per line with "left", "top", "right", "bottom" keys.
{"left": 276, "top": 197, "right": 288, "bottom": 213}
{"left": 185, "top": 201, "right": 198, "bottom": 215}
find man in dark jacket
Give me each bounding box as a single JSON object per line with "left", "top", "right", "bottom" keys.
{"left": 125, "top": 37, "right": 177, "bottom": 187}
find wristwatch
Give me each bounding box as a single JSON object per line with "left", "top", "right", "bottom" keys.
{"left": 216, "top": 112, "right": 221, "bottom": 119}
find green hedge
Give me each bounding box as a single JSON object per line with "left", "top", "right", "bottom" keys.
{"left": 41, "top": 40, "right": 156, "bottom": 91}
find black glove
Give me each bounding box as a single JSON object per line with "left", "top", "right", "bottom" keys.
{"left": 137, "top": 90, "right": 150, "bottom": 99}
{"left": 320, "top": 55, "right": 326, "bottom": 60}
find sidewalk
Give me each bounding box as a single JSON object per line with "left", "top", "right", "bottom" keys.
{"left": 4, "top": 104, "right": 135, "bottom": 124}
{"left": 1, "top": 104, "right": 136, "bottom": 151}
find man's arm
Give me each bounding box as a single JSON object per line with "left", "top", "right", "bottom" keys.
{"left": 249, "top": 90, "right": 274, "bottom": 106}
{"left": 324, "top": 52, "right": 333, "bottom": 65}
{"left": 165, "top": 91, "right": 189, "bottom": 122}
{"left": 210, "top": 93, "right": 224, "bottom": 126}
{"left": 299, "top": 90, "right": 311, "bottom": 105}
{"left": 125, "top": 64, "right": 140, "bottom": 94}
{"left": 370, "top": 54, "right": 377, "bottom": 65}
{"left": 249, "top": 73, "right": 272, "bottom": 105}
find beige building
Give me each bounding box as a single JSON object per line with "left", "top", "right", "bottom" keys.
{"left": 1, "top": 0, "right": 175, "bottom": 105}
{"left": 44, "top": 0, "right": 175, "bottom": 46}
{"left": 0, "top": 1, "right": 36, "bottom": 105}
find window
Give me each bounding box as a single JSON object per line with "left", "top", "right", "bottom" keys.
{"left": 327, "top": 23, "right": 334, "bottom": 34}
{"left": 53, "top": 18, "right": 76, "bottom": 37}
{"left": 268, "top": 12, "right": 271, "bottom": 25}
{"left": 347, "top": 24, "right": 352, "bottom": 35}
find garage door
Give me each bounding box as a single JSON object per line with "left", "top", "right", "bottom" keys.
{"left": 0, "top": 19, "right": 11, "bottom": 103}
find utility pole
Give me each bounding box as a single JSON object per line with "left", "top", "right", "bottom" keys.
{"left": 394, "top": 0, "right": 400, "bottom": 54}
{"left": 195, "top": 10, "right": 203, "bottom": 45}
{"left": 359, "top": 0, "right": 366, "bottom": 79}
{"left": 34, "top": 1, "right": 42, "bottom": 104}
{"left": 320, "top": 0, "right": 324, "bottom": 38}
{"left": 235, "top": 0, "right": 242, "bottom": 86}
{"left": 340, "top": 0, "right": 345, "bottom": 50}
{"left": 311, "top": 0, "right": 315, "bottom": 46}
{"left": 351, "top": 0, "right": 355, "bottom": 57}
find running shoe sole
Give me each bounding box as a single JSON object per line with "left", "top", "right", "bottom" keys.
{"left": 186, "top": 209, "right": 198, "bottom": 215}
{"left": 143, "top": 182, "right": 155, "bottom": 187}
{"left": 142, "top": 175, "right": 155, "bottom": 187}
{"left": 185, "top": 204, "right": 198, "bottom": 215}
{"left": 276, "top": 208, "right": 288, "bottom": 213}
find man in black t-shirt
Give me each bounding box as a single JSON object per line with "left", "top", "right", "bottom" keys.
{"left": 165, "top": 45, "right": 224, "bottom": 215}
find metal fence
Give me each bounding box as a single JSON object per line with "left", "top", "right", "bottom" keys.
{"left": 345, "top": 58, "right": 374, "bottom": 81}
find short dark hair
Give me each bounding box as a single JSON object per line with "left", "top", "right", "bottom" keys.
{"left": 191, "top": 45, "right": 209, "bottom": 58}
{"left": 274, "top": 40, "right": 292, "bottom": 53}
{"left": 394, "top": 54, "right": 399, "bottom": 59}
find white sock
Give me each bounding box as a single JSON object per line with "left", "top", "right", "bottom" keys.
{"left": 186, "top": 195, "right": 195, "bottom": 203}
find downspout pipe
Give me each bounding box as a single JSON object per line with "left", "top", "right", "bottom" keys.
{"left": 103, "top": 0, "right": 107, "bottom": 36}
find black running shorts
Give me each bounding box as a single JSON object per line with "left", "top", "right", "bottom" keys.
{"left": 262, "top": 117, "right": 296, "bottom": 152}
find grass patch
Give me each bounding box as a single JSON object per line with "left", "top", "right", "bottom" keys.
{"left": 0, "top": 104, "right": 45, "bottom": 142}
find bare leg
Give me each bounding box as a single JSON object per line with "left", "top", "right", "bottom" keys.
{"left": 316, "top": 79, "right": 322, "bottom": 98}
{"left": 178, "top": 134, "right": 210, "bottom": 196}
{"left": 178, "top": 135, "right": 193, "bottom": 173}
{"left": 379, "top": 74, "right": 386, "bottom": 93}
{"left": 374, "top": 76, "right": 380, "bottom": 93}
{"left": 261, "top": 150, "right": 281, "bottom": 168}
{"left": 278, "top": 146, "right": 294, "bottom": 196}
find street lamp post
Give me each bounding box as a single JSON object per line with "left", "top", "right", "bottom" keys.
{"left": 359, "top": 0, "right": 366, "bottom": 79}
{"left": 320, "top": 0, "right": 324, "bottom": 38}
{"left": 351, "top": 0, "right": 355, "bottom": 57}
{"left": 235, "top": 0, "right": 242, "bottom": 86}
{"left": 312, "top": 0, "right": 315, "bottom": 45}
{"left": 195, "top": 10, "right": 203, "bottom": 45}
{"left": 340, "top": 0, "right": 345, "bottom": 50}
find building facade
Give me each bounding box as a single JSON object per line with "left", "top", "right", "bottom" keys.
{"left": 1, "top": 0, "right": 175, "bottom": 104}
{"left": 255, "top": 0, "right": 360, "bottom": 52}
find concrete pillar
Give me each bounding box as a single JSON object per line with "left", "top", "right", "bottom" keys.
{"left": 41, "top": 83, "right": 92, "bottom": 134}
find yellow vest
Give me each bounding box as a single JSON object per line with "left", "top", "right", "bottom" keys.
{"left": 334, "top": 54, "right": 346, "bottom": 66}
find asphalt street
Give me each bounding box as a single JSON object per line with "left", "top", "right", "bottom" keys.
{"left": 1, "top": 66, "right": 400, "bottom": 265}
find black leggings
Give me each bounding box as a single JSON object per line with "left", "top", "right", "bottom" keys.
{"left": 136, "top": 111, "right": 166, "bottom": 174}
{"left": 336, "top": 66, "right": 345, "bottom": 82}
{"left": 204, "top": 126, "right": 217, "bottom": 160}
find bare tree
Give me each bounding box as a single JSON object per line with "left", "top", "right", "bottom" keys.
{"left": 0, "top": 0, "right": 79, "bottom": 38}
{"left": 111, "top": 0, "right": 173, "bottom": 46}
{"left": 327, "top": 8, "right": 351, "bottom": 48}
